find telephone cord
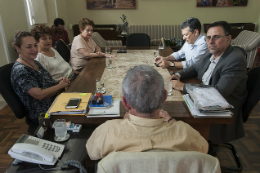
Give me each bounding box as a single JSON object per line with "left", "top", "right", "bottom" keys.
{"left": 38, "top": 159, "right": 87, "bottom": 173}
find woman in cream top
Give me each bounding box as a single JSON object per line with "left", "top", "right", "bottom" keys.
{"left": 31, "top": 24, "right": 79, "bottom": 81}
{"left": 70, "top": 18, "right": 115, "bottom": 71}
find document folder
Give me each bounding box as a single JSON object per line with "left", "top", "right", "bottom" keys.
{"left": 183, "top": 94, "right": 233, "bottom": 118}
{"left": 48, "top": 93, "right": 92, "bottom": 116}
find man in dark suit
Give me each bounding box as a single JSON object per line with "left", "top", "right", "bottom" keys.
{"left": 170, "top": 21, "right": 248, "bottom": 144}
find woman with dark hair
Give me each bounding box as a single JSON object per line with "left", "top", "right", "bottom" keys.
{"left": 70, "top": 18, "right": 115, "bottom": 71}
{"left": 31, "top": 24, "right": 79, "bottom": 81}
{"left": 11, "top": 30, "right": 70, "bottom": 124}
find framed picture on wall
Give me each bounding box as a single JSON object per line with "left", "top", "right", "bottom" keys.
{"left": 197, "top": 0, "right": 248, "bottom": 7}
{"left": 87, "top": 0, "right": 136, "bottom": 9}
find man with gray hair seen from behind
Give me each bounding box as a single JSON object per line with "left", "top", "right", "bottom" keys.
{"left": 86, "top": 65, "right": 208, "bottom": 160}
{"left": 155, "top": 17, "right": 208, "bottom": 69}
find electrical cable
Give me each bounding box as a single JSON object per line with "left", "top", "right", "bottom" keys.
{"left": 39, "top": 159, "right": 87, "bottom": 173}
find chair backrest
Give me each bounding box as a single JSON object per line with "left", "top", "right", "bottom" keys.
{"left": 242, "top": 66, "right": 260, "bottom": 122}
{"left": 233, "top": 46, "right": 247, "bottom": 59}
{"left": 92, "top": 32, "right": 107, "bottom": 47}
{"left": 55, "top": 39, "right": 71, "bottom": 63}
{"left": 97, "top": 151, "right": 221, "bottom": 173}
{"left": 231, "top": 30, "right": 260, "bottom": 68}
{"left": 129, "top": 25, "right": 182, "bottom": 40}
{"left": 0, "top": 63, "right": 28, "bottom": 119}
{"left": 126, "top": 33, "right": 150, "bottom": 47}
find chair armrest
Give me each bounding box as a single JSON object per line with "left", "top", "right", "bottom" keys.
{"left": 107, "top": 40, "right": 122, "bottom": 47}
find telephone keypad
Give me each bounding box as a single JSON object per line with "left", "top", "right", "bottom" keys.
{"left": 23, "top": 135, "right": 64, "bottom": 158}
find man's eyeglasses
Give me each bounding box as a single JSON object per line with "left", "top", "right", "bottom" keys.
{"left": 205, "top": 35, "right": 228, "bottom": 41}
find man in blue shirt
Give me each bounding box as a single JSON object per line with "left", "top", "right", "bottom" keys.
{"left": 155, "top": 17, "right": 208, "bottom": 69}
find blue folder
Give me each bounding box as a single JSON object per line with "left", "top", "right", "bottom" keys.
{"left": 89, "top": 95, "right": 113, "bottom": 108}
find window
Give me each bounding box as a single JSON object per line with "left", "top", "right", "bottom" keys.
{"left": 24, "top": 0, "right": 48, "bottom": 26}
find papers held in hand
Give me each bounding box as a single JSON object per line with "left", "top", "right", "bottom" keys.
{"left": 183, "top": 87, "right": 233, "bottom": 118}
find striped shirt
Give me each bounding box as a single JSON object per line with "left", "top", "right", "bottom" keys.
{"left": 202, "top": 54, "right": 223, "bottom": 85}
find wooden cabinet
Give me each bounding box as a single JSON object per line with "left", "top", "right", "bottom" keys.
{"left": 204, "top": 23, "right": 255, "bottom": 39}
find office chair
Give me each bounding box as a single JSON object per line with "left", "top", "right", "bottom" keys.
{"left": 126, "top": 33, "right": 150, "bottom": 47}
{"left": 231, "top": 30, "right": 260, "bottom": 68}
{"left": 211, "top": 66, "right": 260, "bottom": 172}
{"left": 233, "top": 46, "right": 247, "bottom": 59}
{"left": 0, "top": 63, "right": 38, "bottom": 134}
{"left": 55, "top": 39, "right": 71, "bottom": 63}
{"left": 92, "top": 32, "right": 122, "bottom": 47}
{"left": 96, "top": 150, "right": 221, "bottom": 173}
{"left": 242, "top": 66, "right": 260, "bottom": 122}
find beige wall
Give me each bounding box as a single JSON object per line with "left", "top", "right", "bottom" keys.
{"left": 258, "top": 12, "right": 260, "bottom": 33}
{"left": 0, "top": 0, "right": 29, "bottom": 64}
{"left": 45, "top": 0, "right": 57, "bottom": 27}
{"left": 56, "top": 0, "right": 70, "bottom": 36}
{"left": 0, "top": 0, "right": 70, "bottom": 65}
{"left": 66, "top": 0, "right": 260, "bottom": 40}
{"left": 45, "top": 0, "right": 70, "bottom": 40}
{"left": 0, "top": 24, "right": 8, "bottom": 66}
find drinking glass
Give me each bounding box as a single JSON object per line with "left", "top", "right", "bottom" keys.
{"left": 96, "top": 78, "right": 102, "bottom": 93}
{"left": 105, "top": 46, "right": 111, "bottom": 54}
{"left": 164, "top": 81, "right": 172, "bottom": 96}
{"left": 154, "top": 50, "right": 159, "bottom": 59}
{"left": 106, "top": 56, "right": 112, "bottom": 69}
{"left": 54, "top": 119, "right": 67, "bottom": 139}
{"left": 100, "top": 79, "right": 106, "bottom": 94}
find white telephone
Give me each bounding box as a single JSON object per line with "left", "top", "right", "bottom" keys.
{"left": 8, "top": 134, "right": 65, "bottom": 165}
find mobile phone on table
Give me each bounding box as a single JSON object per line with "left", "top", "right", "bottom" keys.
{"left": 65, "top": 98, "right": 81, "bottom": 109}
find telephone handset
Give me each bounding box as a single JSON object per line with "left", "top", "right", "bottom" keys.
{"left": 8, "top": 134, "right": 65, "bottom": 165}
{"left": 11, "top": 143, "right": 54, "bottom": 162}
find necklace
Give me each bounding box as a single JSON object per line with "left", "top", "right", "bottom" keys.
{"left": 19, "top": 57, "right": 37, "bottom": 70}
{"left": 81, "top": 35, "right": 94, "bottom": 52}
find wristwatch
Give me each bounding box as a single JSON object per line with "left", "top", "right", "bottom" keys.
{"left": 170, "top": 62, "right": 175, "bottom": 67}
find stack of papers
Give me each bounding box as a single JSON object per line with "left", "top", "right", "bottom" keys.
{"left": 87, "top": 98, "right": 120, "bottom": 118}
{"left": 183, "top": 94, "right": 232, "bottom": 118}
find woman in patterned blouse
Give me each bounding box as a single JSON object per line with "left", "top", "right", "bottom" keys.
{"left": 11, "top": 31, "right": 70, "bottom": 124}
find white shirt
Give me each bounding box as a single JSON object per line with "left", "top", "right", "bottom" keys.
{"left": 171, "top": 35, "right": 208, "bottom": 68}
{"left": 202, "top": 54, "right": 223, "bottom": 85}
{"left": 35, "top": 47, "right": 73, "bottom": 81}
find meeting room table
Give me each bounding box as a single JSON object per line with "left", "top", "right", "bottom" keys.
{"left": 49, "top": 46, "right": 234, "bottom": 140}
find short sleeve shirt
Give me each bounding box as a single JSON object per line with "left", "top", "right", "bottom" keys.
{"left": 70, "top": 35, "right": 97, "bottom": 71}
{"left": 11, "top": 61, "right": 58, "bottom": 122}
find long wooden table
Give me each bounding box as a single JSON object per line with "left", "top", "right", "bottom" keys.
{"left": 51, "top": 46, "right": 233, "bottom": 140}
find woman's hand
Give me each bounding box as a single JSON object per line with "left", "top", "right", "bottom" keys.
{"left": 58, "top": 77, "right": 70, "bottom": 88}
{"left": 95, "top": 52, "right": 103, "bottom": 55}
{"left": 159, "top": 109, "right": 176, "bottom": 123}
{"left": 105, "top": 54, "right": 116, "bottom": 58}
